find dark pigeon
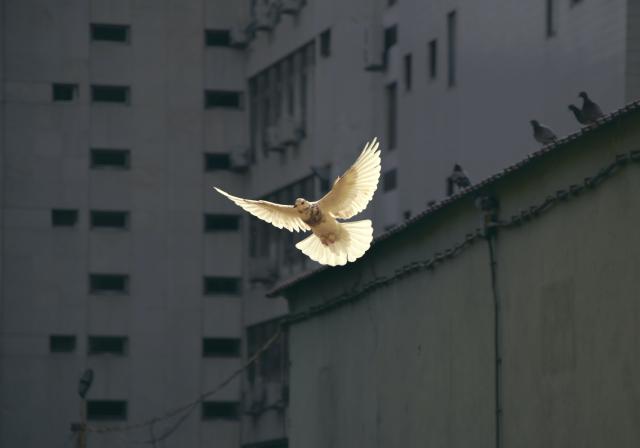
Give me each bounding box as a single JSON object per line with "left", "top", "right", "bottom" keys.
{"left": 446, "top": 164, "right": 471, "bottom": 196}
{"left": 579, "top": 91, "right": 604, "bottom": 124}
{"left": 530, "top": 120, "right": 557, "bottom": 145}
{"left": 568, "top": 104, "right": 589, "bottom": 126}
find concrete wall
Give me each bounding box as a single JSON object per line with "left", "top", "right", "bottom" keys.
{"left": 283, "top": 110, "right": 640, "bottom": 447}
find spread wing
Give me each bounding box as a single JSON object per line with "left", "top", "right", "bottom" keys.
{"left": 214, "top": 187, "right": 310, "bottom": 232}
{"left": 316, "top": 137, "right": 381, "bottom": 219}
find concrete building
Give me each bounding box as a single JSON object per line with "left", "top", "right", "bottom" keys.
{"left": 2, "top": 1, "right": 640, "bottom": 448}
{"left": 272, "top": 102, "right": 640, "bottom": 448}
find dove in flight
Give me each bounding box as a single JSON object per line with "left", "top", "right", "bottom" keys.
{"left": 214, "top": 138, "right": 381, "bottom": 266}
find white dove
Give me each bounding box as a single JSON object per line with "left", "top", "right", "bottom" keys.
{"left": 214, "top": 137, "right": 381, "bottom": 266}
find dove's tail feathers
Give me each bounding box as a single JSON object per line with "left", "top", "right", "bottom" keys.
{"left": 295, "top": 220, "right": 373, "bottom": 266}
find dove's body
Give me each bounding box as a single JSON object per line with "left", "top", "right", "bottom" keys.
{"left": 214, "top": 138, "right": 381, "bottom": 266}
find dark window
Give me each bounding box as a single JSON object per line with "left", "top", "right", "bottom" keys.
{"left": 202, "top": 338, "right": 241, "bottom": 357}
{"left": 204, "top": 276, "right": 241, "bottom": 295}
{"left": 87, "top": 401, "right": 128, "bottom": 421}
{"left": 50, "top": 335, "right": 76, "bottom": 353}
{"left": 204, "top": 153, "right": 232, "bottom": 171}
{"left": 546, "top": 0, "right": 556, "bottom": 37}
{"left": 52, "top": 83, "right": 77, "bottom": 101}
{"left": 52, "top": 209, "right": 78, "bottom": 227}
{"left": 91, "top": 211, "right": 129, "bottom": 229}
{"left": 383, "top": 25, "right": 397, "bottom": 65}
{"left": 92, "top": 85, "right": 130, "bottom": 104}
{"left": 88, "top": 336, "right": 128, "bottom": 355}
{"left": 91, "top": 149, "right": 130, "bottom": 169}
{"left": 91, "top": 24, "right": 130, "bottom": 43}
{"left": 205, "top": 29, "right": 231, "bottom": 47}
{"left": 447, "top": 11, "right": 457, "bottom": 87}
{"left": 386, "top": 83, "right": 397, "bottom": 150}
{"left": 202, "top": 402, "right": 240, "bottom": 420}
{"left": 383, "top": 169, "right": 397, "bottom": 192}
{"left": 404, "top": 53, "right": 412, "bottom": 91}
{"left": 205, "top": 90, "right": 242, "bottom": 109}
{"left": 428, "top": 39, "right": 437, "bottom": 80}
{"left": 204, "top": 214, "right": 240, "bottom": 232}
{"left": 89, "top": 274, "right": 129, "bottom": 294}
{"left": 319, "top": 29, "right": 331, "bottom": 57}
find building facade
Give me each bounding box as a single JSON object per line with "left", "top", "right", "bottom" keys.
{"left": 274, "top": 104, "right": 640, "bottom": 448}
{"left": 1, "top": 0, "right": 640, "bottom": 448}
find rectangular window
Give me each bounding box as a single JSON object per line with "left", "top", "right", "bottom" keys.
{"left": 383, "top": 169, "right": 397, "bottom": 192}
{"left": 50, "top": 335, "right": 76, "bottom": 353}
{"left": 384, "top": 26, "right": 397, "bottom": 52}
{"left": 386, "top": 83, "right": 397, "bottom": 150}
{"left": 89, "top": 274, "right": 129, "bottom": 294}
{"left": 52, "top": 209, "right": 78, "bottom": 227}
{"left": 320, "top": 29, "right": 331, "bottom": 57}
{"left": 90, "top": 211, "right": 129, "bottom": 229}
{"left": 546, "top": 0, "right": 556, "bottom": 37}
{"left": 203, "top": 276, "right": 241, "bottom": 296}
{"left": 204, "top": 153, "right": 232, "bottom": 171}
{"left": 204, "top": 214, "right": 240, "bottom": 232}
{"left": 428, "top": 39, "right": 437, "bottom": 80}
{"left": 205, "top": 90, "right": 243, "bottom": 109}
{"left": 205, "top": 29, "right": 231, "bottom": 47}
{"left": 202, "top": 402, "right": 240, "bottom": 420}
{"left": 90, "top": 149, "right": 130, "bottom": 169}
{"left": 202, "top": 338, "right": 241, "bottom": 357}
{"left": 90, "top": 24, "right": 130, "bottom": 43}
{"left": 404, "top": 53, "right": 412, "bottom": 91}
{"left": 52, "top": 83, "right": 78, "bottom": 101}
{"left": 92, "top": 85, "right": 130, "bottom": 104}
{"left": 87, "top": 400, "right": 128, "bottom": 421}
{"left": 447, "top": 11, "right": 457, "bottom": 87}
{"left": 88, "top": 336, "right": 128, "bottom": 355}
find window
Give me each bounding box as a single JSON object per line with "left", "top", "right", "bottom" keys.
{"left": 91, "top": 149, "right": 130, "bottom": 169}
{"left": 428, "top": 39, "right": 437, "bottom": 80}
{"left": 87, "top": 401, "right": 128, "bottom": 421}
{"left": 90, "top": 211, "right": 129, "bottom": 229}
{"left": 386, "top": 83, "right": 397, "bottom": 150}
{"left": 319, "top": 29, "right": 331, "bottom": 57}
{"left": 546, "top": 0, "right": 556, "bottom": 37}
{"left": 205, "top": 29, "right": 231, "bottom": 47}
{"left": 202, "top": 338, "right": 241, "bottom": 357}
{"left": 89, "top": 274, "right": 129, "bottom": 294}
{"left": 52, "top": 83, "right": 77, "bottom": 101}
{"left": 383, "top": 25, "right": 397, "bottom": 65}
{"left": 88, "top": 336, "right": 128, "bottom": 355}
{"left": 52, "top": 209, "right": 78, "bottom": 227}
{"left": 204, "top": 153, "right": 232, "bottom": 171}
{"left": 92, "top": 85, "right": 130, "bottom": 104}
{"left": 203, "top": 276, "right": 241, "bottom": 295}
{"left": 205, "top": 90, "right": 243, "bottom": 109}
{"left": 404, "top": 53, "right": 412, "bottom": 91}
{"left": 383, "top": 169, "right": 397, "bottom": 192}
{"left": 447, "top": 11, "right": 457, "bottom": 87}
{"left": 50, "top": 335, "right": 76, "bottom": 353}
{"left": 201, "top": 402, "right": 240, "bottom": 420}
{"left": 204, "top": 214, "right": 240, "bottom": 232}
{"left": 91, "top": 24, "right": 130, "bottom": 43}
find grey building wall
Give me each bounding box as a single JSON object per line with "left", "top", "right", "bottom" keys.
{"left": 280, "top": 109, "right": 640, "bottom": 447}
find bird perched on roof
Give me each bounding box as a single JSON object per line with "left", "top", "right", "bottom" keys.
{"left": 446, "top": 164, "right": 471, "bottom": 196}
{"left": 568, "top": 104, "right": 589, "bottom": 126}
{"left": 530, "top": 120, "right": 557, "bottom": 145}
{"left": 578, "top": 91, "right": 604, "bottom": 124}
{"left": 214, "top": 138, "right": 381, "bottom": 266}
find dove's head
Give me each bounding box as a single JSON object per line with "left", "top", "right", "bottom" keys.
{"left": 578, "top": 91, "right": 588, "bottom": 99}
{"left": 530, "top": 120, "right": 539, "bottom": 127}
{"left": 294, "top": 198, "right": 311, "bottom": 213}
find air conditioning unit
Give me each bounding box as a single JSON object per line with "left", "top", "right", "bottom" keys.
{"left": 280, "top": 0, "right": 303, "bottom": 15}
{"left": 363, "top": 21, "right": 385, "bottom": 71}
{"left": 230, "top": 148, "right": 250, "bottom": 172}
{"left": 230, "top": 24, "right": 249, "bottom": 48}
{"left": 255, "top": 2, "right": 277, "bottom": 32}
{"left": 265, "top": 125, "right": 285, "bottom": 152}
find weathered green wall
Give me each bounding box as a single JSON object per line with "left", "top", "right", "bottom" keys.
{"left": 285, "top": 112, "right": 640, "bottom": 447}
